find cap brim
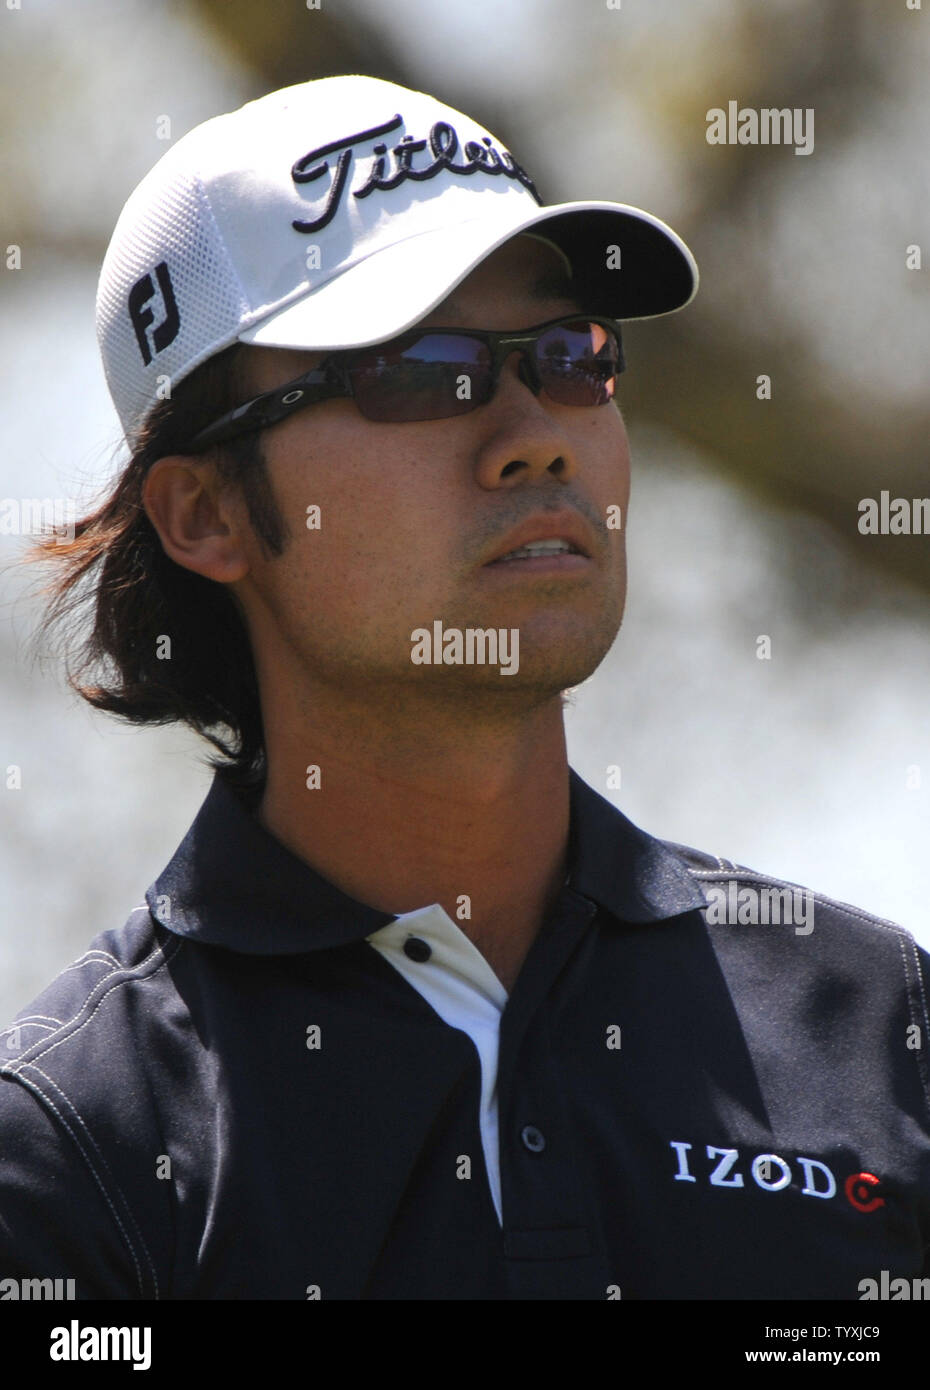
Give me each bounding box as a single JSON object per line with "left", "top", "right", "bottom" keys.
{"left": 238, "top": 200, "right": 697, "bottom": 353}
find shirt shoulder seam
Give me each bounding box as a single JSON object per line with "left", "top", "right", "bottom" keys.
{"left": 0, "top": 922, "right": 186, "bottom": 1298}
{"left": 671, "top": 851, "right": 930, "bottom": 1120}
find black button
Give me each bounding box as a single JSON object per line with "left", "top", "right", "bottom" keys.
{"left": 403, "top": 936, "right": 432, "bottom": 962}
{"left": 521, "top": 1125, "right": 546, "bottom": 1153}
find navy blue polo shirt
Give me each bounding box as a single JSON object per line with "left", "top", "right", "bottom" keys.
{"left": 1, "top": 767, "right": 928, "bottom": 1300}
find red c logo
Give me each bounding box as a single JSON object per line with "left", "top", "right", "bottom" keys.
{"left": 844, "top": 1171, "right": 885, "bottom": 1213}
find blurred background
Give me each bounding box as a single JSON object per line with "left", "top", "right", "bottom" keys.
{"left": 1, "top": 0, "right": 928, "bottom": 1019}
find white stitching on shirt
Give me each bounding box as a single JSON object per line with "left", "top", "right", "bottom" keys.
{"left": 893, "top": 933, "right": 930, "bottom": 1122}
{"left": 1, "top": 928, "right": 186, "bottom": 1298}
{"left": 2, "top": 1015, "right": 62, "bottom": 1032}
{"left": 9, "top": 1065, "right": 154, "bottom": 1299}
{"left": 10, "top": 938, "right": 179, "bottom": 1065}
{"left": 690, "top": 867, "right": 908, "bottom": 930}
{"left": 64, "top": 950, "right": 123, "bottom": 972}
{"left": 687, "top": 863, "right": 930, "bottom": 1117}
{"left": 910, "top": 944, "right": 930, "bottom": 1039}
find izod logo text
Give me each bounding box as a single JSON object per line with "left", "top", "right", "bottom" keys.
{"left": 670, "top": 1140, "right": 884, "bottom": 1211}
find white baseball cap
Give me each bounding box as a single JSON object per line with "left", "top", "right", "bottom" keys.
{"left": 96, "top": 74, "right": 699, "bottom": 445}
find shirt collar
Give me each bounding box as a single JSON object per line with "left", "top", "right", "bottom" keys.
{"left": 566, "top": 771, "right": 708, "bottom": 922}
{"left": 146, "top": 768, "right": 707, "bottom": 955}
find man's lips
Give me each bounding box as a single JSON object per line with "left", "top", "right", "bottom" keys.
{"left": 482, "top": 512, "right": 596, "bottom": 567}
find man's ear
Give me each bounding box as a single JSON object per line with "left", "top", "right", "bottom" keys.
{"left": 142, "top": 454, "right": 251, "bottom": 583}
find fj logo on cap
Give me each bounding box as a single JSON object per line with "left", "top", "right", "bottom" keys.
{"left": 128, "top": 260, "right": 180, "bottom": 366}
{"left": 290, "top": 114, "right": 540, "bottom": 235}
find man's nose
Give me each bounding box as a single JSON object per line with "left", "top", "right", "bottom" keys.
{"left": 472, "top": 353, "right": 580, "bottom": 488}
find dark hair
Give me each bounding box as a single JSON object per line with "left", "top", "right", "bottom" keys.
{"left": 25, "top": 344, "right": 290, "bottom": 796}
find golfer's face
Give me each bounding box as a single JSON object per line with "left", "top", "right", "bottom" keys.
{"left": 234, "top": 235, "right": 632, "bottom": 705}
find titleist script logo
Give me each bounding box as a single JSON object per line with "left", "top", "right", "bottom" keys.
{"left": 290, "top": 114, "right": 540, "bottom": 234}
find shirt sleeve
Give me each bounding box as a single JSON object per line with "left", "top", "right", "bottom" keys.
{"left": 0, "top": 1075, "right": 143, "bottom": 1299}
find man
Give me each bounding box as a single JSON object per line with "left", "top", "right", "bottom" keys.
{"left": 1, "top": 74, "right": 928, "bottom": 1302}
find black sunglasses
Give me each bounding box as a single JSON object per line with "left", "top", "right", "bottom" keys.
{"left": 186, "top": 315, "right": 625, "bottom": 450}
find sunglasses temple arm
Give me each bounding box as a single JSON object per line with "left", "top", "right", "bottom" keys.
{"left": 187, "top": 372, "right": 340, "bottom": 451}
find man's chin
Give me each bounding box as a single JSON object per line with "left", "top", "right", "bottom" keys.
{"left": 398, "top": 598, "right": 624, "bottom": 705}
{"left": 403, "top": 641, "right": 615, "bottom": 701}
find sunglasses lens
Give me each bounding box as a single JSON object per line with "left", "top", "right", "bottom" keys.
{"left": 536, "top": 320, "right": 620, "bottom": 406}
{"left": 344, "top": 319, "right": 621, "bottom": 423}
{"left": 350, "top": 333, "right": 492, "bottom": 422}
